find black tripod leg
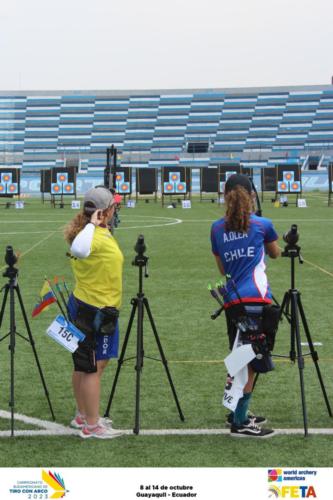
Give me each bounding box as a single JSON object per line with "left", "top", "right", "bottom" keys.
{"left": 0, "top": 284, "right": 9, "bottom": 328}
{"left": 282, "top": 291, "right": 296, "bottom": 361}
{"left": 291, "top": 291, "right": 308, "bottom": 436}
{"left": 134, "top": 297, "right": 145, "bottom": 435}
{"left": 297, "top": 294, "right": 332, "bottom": 417}
{"left": 0, "top": 286, "right": 9, "bottom": 402}
{"left": 279, "top": 291, "right": 289, "bottom": 322}
{"left": 289, "top": 292, "right": 297, "bottom": 362}
{"left": 276, "top": 291, "right": 292, "bottom": 324}
{"left": 143, "top": 298, "right": 185, "bottom": 422}
{"left": 15, "top": 285, "right": 55, "bottom": 421}
{"left": 252, "top": 372, "right": 260, "bottom": 391}
{"left": 104, "top": 300, "right": 137, "bottom": 418}
{"left": 9, "top": 285, "right": 16, "bottom": 436}
{"left": 278, "top": 292, "right": 296, "bottom": 361}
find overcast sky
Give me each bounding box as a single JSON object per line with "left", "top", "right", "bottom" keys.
{"left": 1, "top": 0, "right": 332, "bottom": 91}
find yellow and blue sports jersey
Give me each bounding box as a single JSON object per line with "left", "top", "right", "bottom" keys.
{"left": 211, "top": 214, "right": 278, "bottom": 307}
{"left": 71, "top": 226, "right": 124, "bottom": 309}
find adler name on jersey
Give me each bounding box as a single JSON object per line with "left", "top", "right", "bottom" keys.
{"left": 223, "top": 231, "right": 248, "bottom": 243}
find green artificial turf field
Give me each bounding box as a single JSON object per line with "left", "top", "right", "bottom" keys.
{"left": 0, "top": 192, "right": 332, "bottom": 467}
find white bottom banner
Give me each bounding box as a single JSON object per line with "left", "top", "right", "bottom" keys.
{"left": 0, "top": 467, "right": 331, "bottom": 500}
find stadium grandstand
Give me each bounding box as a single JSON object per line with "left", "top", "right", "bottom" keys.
{"left": 1, "top": 84, "right": 333, "bottom": 193}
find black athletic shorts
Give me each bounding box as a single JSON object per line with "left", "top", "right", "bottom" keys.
{"left": 225, "top": 302, "right": 275, "bottom": 373}
{"left": 225, "top": 302, "right": 265, "bottom": 350}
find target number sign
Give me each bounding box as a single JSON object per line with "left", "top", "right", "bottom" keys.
{"left": 47, "top": 315, "right": 85, "bottom": 353}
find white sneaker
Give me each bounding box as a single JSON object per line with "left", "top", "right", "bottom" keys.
{"left": 99, "top": 416, "right": 113, "bottom": 428}
{"left": 79, "top": 422, "right": 123, "bottom": 439}
{"left": 70, "top": 414, "right": 86, "bottom": 429}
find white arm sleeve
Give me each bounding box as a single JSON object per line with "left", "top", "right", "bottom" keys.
{"left": 70, "top": 223, "right": 95, "bottom": 259}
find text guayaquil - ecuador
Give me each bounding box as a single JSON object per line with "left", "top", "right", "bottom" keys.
{"left": 137, "top": 488, "right": 197, "bottom": 499}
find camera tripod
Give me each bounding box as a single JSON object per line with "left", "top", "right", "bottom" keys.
{"left": 0, "top": 254, "right": 55, "bottom": 437}
{"left": 104, "top": 237, "right": 185, "bottom": 434}
{"left": 275, "top": 242, "right": 332, "bottom": 436}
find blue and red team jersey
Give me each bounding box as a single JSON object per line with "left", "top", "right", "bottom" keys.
{"left": 210, "top": 214, "right": 278, "bottom": 308}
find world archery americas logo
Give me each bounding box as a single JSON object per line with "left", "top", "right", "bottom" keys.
{"left": 268, "top": 469, "right": 283, "bottom": 482}
{"left": 42, "top": 470, "right": 67, "bottom": 498}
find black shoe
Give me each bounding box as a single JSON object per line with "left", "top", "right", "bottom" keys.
{"left": 226, "top": 412, "right": 267, "bottom": 427}
{"left": 248, "top": 411, "right": 267, "bottom": 426}
{"left": 230, "top": 421, "right": 275, "bottom": 438}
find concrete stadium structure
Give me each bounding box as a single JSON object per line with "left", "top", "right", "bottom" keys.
{"left": 1, "top": 85, "right": 333, "bottom": 195}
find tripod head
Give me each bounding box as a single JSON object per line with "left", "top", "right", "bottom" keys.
{"left": 132, "top": 235, "right": 148, "bottom": 268}
{"left": 132, "top": 234, "right": 149, "bottom": 287}
{"left": 282, "top": 224, "right": 303, "bottom": 263}
{"left": 3, "top": 246, "right": 19, "bottom": 280}
{"left": 281, "top": 225, "right": 303, "bottom": 292}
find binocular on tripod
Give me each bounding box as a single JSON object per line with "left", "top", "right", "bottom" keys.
{"left": 104, "top": 234, "right": 184, "bottom": 434}
{"left": 282, "top": 224, "right": 302, "bottom": 261}
{"left": 277, "top": 221, "right": 332, "bottom": 434}
{"left": 5, "top": 246, "right": 18, "bottom": 267}
{"left": 132, "top": 234, "right": 148, "bottom": 272}
{"left": 3, "top": 246, "right": 19, "bottom": 280}
{"left": 0, "top": 245, "right": 55, "bottom": 436}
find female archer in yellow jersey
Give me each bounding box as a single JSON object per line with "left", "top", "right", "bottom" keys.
{"left": 64, "top": 186, "right": 124, "bottom": 439}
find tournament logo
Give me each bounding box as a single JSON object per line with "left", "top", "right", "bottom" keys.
{"left": 8, "top": 470, "right": 68, "bottom": 499}
{"left": 42, "top": 470, "right": 67, "bottom": 498}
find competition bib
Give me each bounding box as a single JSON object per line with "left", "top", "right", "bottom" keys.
{"left": 46, "top": 315, "right": 85, "bottom": 353}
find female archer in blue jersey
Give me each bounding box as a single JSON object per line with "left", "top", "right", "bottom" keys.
{"left": 211, "top": 174, "right": 280, "bottom": 438}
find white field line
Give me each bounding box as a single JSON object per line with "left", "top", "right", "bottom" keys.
{"left": 1, "top": 428, "right": 333, "bottom": 438}
{"left": 0, "top": 409, "right": 72, "bottom": 432}
{"left": 180, "top": 219, "right": 333, "bottom": 223}
{"left": 260, "top": 218, "right": 333, "bottom": 222}
{"left": 1, "top": 216, "right": 332, "bottom": 226}
{"left": 1, "top": 212, "right": 332, "bottom": 224}
{"left": 0, "top": 231, "right": 63, "bottom": 235}
{"left": 135, "top": 428, "right": 333, "bottom": 436}
{"left": 0, "top": 216, "right": 181, "bottom": 224}
{"left": 1, "top": 217, "right": 333, "bottom": 280}
{"left": 301, "top": 258, "right": 333, "bottom": 279}
{"left": 0, "top": 220, "right": 68, "bottom": 224}
{"left": 277, "top": 244, "right": 333, "bottom": 279}
{"left": 0, "top": 410, "right": 332, "bottom": 438}
{"left": 0, "top": 221, "right": 183, "bottom": 235}
{"left": 15, "top": 230, "right": 60, "bottom": 259}
{"left": 116, "top": 220, "right": 182, "bottom": 230}
{"left": 0, "top": 430, "right": 77, "bottom": 437}
{"left": 0, "top": 216, "right": 182, "bottom": 235}
{"left": 1, "top": 215, "right": 332, "bottom": 278}
{"left": 0, "top": 229, "right": 61, "bottom": 272}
